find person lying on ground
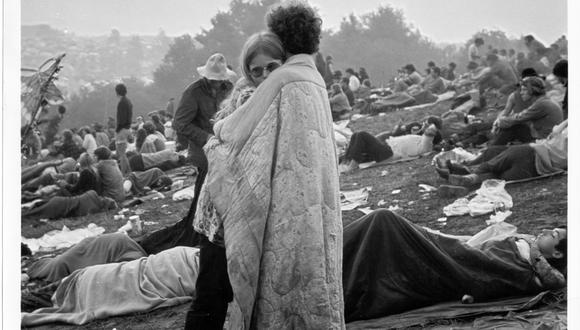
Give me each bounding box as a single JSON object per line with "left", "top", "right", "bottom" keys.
{"left": 343, "top": 209, "right": 566, "bottom": 322}
{"left": 124, "top": 167, "right": 173, "bottom": 196}
{"left": 94, "top": 146, "right": 125, "bottom": 204}
{"left": 491, "top": 76, "right": 563, "bottom": 145}
{"left": 376, "top": 116, "right": 443, "bottom": 146}
{"left": 21, "top": 157, "right": 78, "bottom": 184}
{"left": 26, "top": 233, "right": 147, "bottom": 284}
{"left": 21, "top": 189, "right": 117, "bottom": 220}
{"left": 329, "top": 83, "right": 352, "bottom": 121}
{"left": 441, "top": 119, "right": 566, "bottom": 186}
{"left": 341, "top": 123, "right": 439, "bottom": 173}
{"left": 127, "top": 149, "right": 188, "bottom": 172}
{"left": 21, "top": 209, "right": 566, "bottom": 326}
{"left": 21, "top": 246, "right": 200, "bottom": 327}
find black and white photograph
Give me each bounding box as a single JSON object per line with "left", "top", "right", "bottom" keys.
{"left": 2, "top": 0, "right": 577, "bottom": 328}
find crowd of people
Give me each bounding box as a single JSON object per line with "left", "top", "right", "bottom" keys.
{"left": 20, "top": 2, "right": 568, "bottom": 328}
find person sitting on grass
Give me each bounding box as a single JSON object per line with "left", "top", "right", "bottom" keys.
{"left": 329, "top": 83, "right": 352, "bottom": 121}
{"left": 441, "top": 119, "right": 567, "bottom": 187}
{"left": 94, "top": 146, "right": 125, "bottom": 204}
{"left": 341, "top": 122, "right": 439, "bottom": 173}
{"left": 140, "top": 122, "right": 166, "bottom": 154}
{"left": 491, "top": 76, "right": 563, "bottom": 145}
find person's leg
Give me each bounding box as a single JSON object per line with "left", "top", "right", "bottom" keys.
{"left": 115, "top": 128, "right": 131, "bottom": 176}
{"left": 344, "top": 132, "right": 393, "bottom": 163}
{"left": 491, "top": 124, "right": 533, "bottom": 145}
{"left": 465, "top": 145, "right": 509, "bottom": 166}
{"left": 22, "top": 173, "right": 56, "bottom": 192}
{"left": 475, "top": 145, "right": 537, "bottom": 180}
{"left": 128, "top": 154, "right": 145, "bottom": 172}
{"left": 184, "top": 235, "right": 233, "bottom": 330}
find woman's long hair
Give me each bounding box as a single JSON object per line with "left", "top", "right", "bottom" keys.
{"left": 239, "top": 31, "right": 286, "bottom": 85}
{"left": 135, "top": 128, "right": 148, "bottom": 151}
{"left": 213, "top": 31, "right": 286, "bottom": 122}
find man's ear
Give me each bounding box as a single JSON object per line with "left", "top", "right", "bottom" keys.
{"left": 552, "top": 250, "right": 564, "bottom": 259}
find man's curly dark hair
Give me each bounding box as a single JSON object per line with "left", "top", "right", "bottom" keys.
{"left": 266, "top": 1, "right": 322, "bottom": 55}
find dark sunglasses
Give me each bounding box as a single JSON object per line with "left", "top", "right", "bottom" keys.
{"left": 250, "top": 62, "right": 281, "bottom": 78}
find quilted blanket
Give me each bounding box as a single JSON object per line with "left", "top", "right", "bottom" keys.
{"left": 207, "top": 54, "right": 345, "bottom": 329}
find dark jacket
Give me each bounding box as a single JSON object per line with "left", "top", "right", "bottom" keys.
{"left": 116, "top": 96, "right": 133, "bottom": 132}
{"left": 173, "top": 78, "right": 233, "bottom": 148}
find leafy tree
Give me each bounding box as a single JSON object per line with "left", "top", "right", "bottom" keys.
{"left": 320, "top": 6, "right": 445, "bottom": 85}
{"left": 126, "top": 35, "right": 145, "bottom": 76}
{"left": 152, "top": 34, "right": 199, "bottom": 99}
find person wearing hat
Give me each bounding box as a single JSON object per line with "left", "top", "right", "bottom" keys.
{"left": 173, "top": 53, "right": 235, "bottom": 172}
{"left": 493, "top": 76, "right": 563, "bottom": 145}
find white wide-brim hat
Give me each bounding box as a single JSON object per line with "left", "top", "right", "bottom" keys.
{"left": 197, "top": 53, "right": 238, "bottom": 82}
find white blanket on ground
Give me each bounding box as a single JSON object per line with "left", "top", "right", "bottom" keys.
{"left": 21, "top": 247, "right": 199, "bottom": 327}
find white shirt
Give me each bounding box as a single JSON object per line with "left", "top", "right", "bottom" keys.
{"left": 82, "top": 134, "right": 97, "bottom": 156}
{"left": 386, "top": 134, "right": 433, "bottom": 159}
{"left": 468, "top": 44, "right": 481, "bottom": 62}
{"left": 348, "top": 75, "right": 361, "bottom": 92}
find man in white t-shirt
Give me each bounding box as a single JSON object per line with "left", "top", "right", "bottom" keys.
{"left": 468, "top": 37, "right": 485, "bottom": 63}
{"left": 345, "top": 68, "right": 360, "bottom": 92}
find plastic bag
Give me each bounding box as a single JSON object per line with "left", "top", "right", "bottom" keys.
{"left": 468, "top": 179, "right": 513, "bottom": 216}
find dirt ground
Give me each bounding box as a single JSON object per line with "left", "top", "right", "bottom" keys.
{"left": 21, "top": 99, "right": 567, "bottom": 329}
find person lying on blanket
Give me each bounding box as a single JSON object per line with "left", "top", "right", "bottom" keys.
{"left": 439, "top": 119, "right": 567, "bottom": 186}
{"left": 343, "top": 209, "right": 567, "bottom": 322}
{"left": 22, "top": 209, "right": 566, "bottom": 326}
{"left": 340, "top": 122, "right": 439, "bottom": 173}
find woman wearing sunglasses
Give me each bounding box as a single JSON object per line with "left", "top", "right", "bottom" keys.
{"left": 187, "top": 2, "right": 344, "bottom": 329}
{"left": 185, "top": 31, "right": 286, "bottom": 330}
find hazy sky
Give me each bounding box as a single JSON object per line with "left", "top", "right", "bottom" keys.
{"left": 21, "top": 0, "right": 567, "bottom": 44}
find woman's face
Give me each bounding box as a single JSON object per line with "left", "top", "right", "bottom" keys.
{"left": 249, "top": 53, "right": 282, "bottom": 86}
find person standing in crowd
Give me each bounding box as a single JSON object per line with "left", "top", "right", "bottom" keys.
{"left": 191, "top": 2, "right": 345, "bottom": 328}
{"left": 468, "top": 37, "right": 485, "bottom": 63}
{"left": 524, "top": 34, "right": 547, "bottom": 59}
{"left": 345, "top": 68, "right": 361, "bottom": 92}
{"left": 115, "top": 83, "right": 132, "bottom": 176}
{"left": 552, "top": 59, "right": 567, "bottom": 120}
{"left": 173, "top": 53, "right": 235, "bottom": 173}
